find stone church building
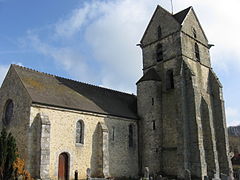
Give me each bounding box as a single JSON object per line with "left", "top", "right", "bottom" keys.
{"left": 0, "top": 5, "right": 232, "bottom": 180}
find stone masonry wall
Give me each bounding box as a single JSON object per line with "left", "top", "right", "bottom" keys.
{"left": 141, "top": 6, "right": 181, "bottom": 71}
{"left": 138, "top": 5, "right": 232, "bottom": 179}
{"left": 181, "top": 9, "right": 211, "bottom": 67}
{"left": 141, "top": 6, "right": 180, "bottom": 47}
{"left": 210, "top": 71, "right": 233, "bottom": 176}
{"left": 142, "top": 33, "right": 181, "bottom": 71}
{"left": 137, "top": 57, "right": 185, "bottom": 177}
{"left": 161, "top": 58, "right": 181, "bottom": 176}
{"left": 137, "top": 80, "right": 162, "bottom": 175}
{"left": 0, "top": 66, "right": 32, "bottom": 168}
{"left": 30, "top": 105, "right": 139, "bottom": 180}
{"left": 180, "top": 9, "right": 229, "bottom": 177}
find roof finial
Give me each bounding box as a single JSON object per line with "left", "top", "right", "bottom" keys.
{"left": 171, "top": 0, "right": 174, "bottom": 14}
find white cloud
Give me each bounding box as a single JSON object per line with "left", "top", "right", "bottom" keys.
{"left": 172, "top": 0, "right": 240, "bottom": 71}
{"left": 226, "top": 107, "right": 240, "bottom": 126}
{"left": 18, "top": 0, "right": 239, "bottom": 125}
{"left": 55, "top": 4, "right": 90, "bottom": 38}
{"left": 24, "top": 0, "right": 240, "bottom": 93}
{"left": 84, "top": 0, "right": 154, "bottom": 92}
{"left": 0, "top": 64, "right": 9, "bottom": 86}
{"left": 26, "top": 33, "right": 96, "bottom": 83}
{"left": 70, "top": 0, "right": 238, "bottom": 88}
{"left": 25, "top": 0, "right": 160, "bottom": 92}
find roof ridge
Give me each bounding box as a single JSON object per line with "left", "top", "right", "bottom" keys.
{"left": 12, "top": 64, "right": 56, "bottom": 77}
{"left": 11, "top": 64, "right": 136, "bottom": 97}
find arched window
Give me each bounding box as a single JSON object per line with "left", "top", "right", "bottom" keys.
{"left": 195, "top": 43, "right": 200, "bottom": 61}
{"left": 166, "top": 70, "right": 174, "bottom": 90}
{"left": 156, "top": 44, "right": 163, "bottom": 62}
{"left": 128, "top": 124, "right": 134, "bottom": 147}
{"left": 3, "top": 99, "right": 14, "bottom": 126}
{"left": 192, "top": 28, "right": 197, "bottom": 38}
{"left": 76, "top": 120, "right": 84, "bottom": 144}
{"left": 157, "top": 26, "right": 162, "bottom": 39}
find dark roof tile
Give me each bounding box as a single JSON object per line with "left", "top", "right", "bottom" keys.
{"left": 136, "top": 68, "right": 161, "bottom": 84}
{"left": 12, "top": 65, "right": 138, "bottom": 119}
{"left": 173, "top": 6, "right": 192, "bottom": 24}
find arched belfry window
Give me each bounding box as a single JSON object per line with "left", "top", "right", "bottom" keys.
{"left": 166, "top": 70, "right": 174, "bottom": 90}
{"left": 128, "top": 124, "right": 134, "bottom": 147}
{"left": 157, "top": 26, "right": 162, "bottom": 39}
{"left": 3, "top": 99, "right": 14, "bottom": 126}
{"left": 195, "top": 43, "right": 200, "bottom": 61}
{"left": 192, "top": 28, "right": 197, "bottom": 38}
{"left": 156, "top": 44, "right": 163, "bottom": 62}
{"left": 76, "top": 120, "right": 84, "bottom": 144}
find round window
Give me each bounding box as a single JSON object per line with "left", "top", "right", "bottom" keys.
{"left": 3, "top": 100, "right": 14, "bottom": 126}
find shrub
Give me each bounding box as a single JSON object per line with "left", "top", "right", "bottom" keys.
{"left": 0, "top": 129, "right": 32, "bottom": 180}
{"left": 0, "top": 128, "right": 18, "bottom": 180}
{"left": 13, "top": 157, "right": 33, "bottom": 180}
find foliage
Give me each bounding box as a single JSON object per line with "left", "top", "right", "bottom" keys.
{"left": 0, "top": 128, "right": 33, "bottom": 180}
{"left": 0, "top": 128, "right": 18, "bottom": 180}
{"left": 13, "top": 157, "right": 33, "bottom": 180}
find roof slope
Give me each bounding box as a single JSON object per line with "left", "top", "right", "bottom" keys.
{"left": 140, "top": 6, "right": 192, "bottom": 44}
{"left": 12, "top": 65, "right": 138, "bottom": 119}
{"left": 173, "top": 6, "right": 192, "bottom": 24}
{"left": 137, "top": 68, "right": 161, "bottom": 84}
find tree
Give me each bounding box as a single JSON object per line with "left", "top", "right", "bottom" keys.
{"left": 0, "top": 128, "right": 18, "bottom": 180}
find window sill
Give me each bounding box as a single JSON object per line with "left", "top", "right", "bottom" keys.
{"left": 75, "top": 143, "right": 84, "bottom": 147}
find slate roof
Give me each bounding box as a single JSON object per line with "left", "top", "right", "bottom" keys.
{"left": 173, "top": 6, "right": 192, "bottom": 24}
{"left": 136, "top": 68, "right": 161, "bottom": 84}
{"left": 12, "top": 65, "right": 138, "bottom": 120}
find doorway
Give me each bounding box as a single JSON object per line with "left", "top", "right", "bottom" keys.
{"left": 58, "top": 152, "right": 69, "bottom": 180}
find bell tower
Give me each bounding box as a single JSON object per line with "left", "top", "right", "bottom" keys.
{"left": 137, "top": 5, "right": 232, "bottom": 179}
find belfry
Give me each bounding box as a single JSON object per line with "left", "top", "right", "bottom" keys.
{"left": 137, "top": 5, "right": 232, "bottom": 179}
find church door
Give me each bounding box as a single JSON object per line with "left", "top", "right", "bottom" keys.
{"left": 58, "top": 153, "right": 69, "bottom": 180}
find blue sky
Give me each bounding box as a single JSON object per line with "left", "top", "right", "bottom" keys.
{"left": 0, "top": 0, "right": 239, "bottom": 126}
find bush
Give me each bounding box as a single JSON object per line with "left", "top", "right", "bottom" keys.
{"left": 0, "top": 128, "right": 18, "bottom": 180}
{"left": 13, "top": 157, "right": 33, "bottom": 180}
{"left": 0, "top": 129, "right": 33, "bottom": 180}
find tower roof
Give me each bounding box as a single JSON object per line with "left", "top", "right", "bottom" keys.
{"left": 136, "top": 68, "right": 161, "bottom": 84}
{"left": 140, "top": 5, "right": 192, "bottom": 44}
{"left": 173, "top": 6, "right": 192, "bottom": 24}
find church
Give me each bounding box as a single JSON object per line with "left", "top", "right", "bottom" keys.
{"left": 0, "top": 5, "right": 233, "bottom": 180}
